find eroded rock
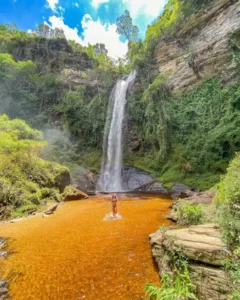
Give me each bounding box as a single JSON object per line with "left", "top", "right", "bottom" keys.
{"left": 154, "top": 0, "right": 240, "bottom": 94}
{"left": 149, "top": 224, "right": 232, "bottom": 300}
{"left": 63, "top": 186, "right": 89, "bottom": 201}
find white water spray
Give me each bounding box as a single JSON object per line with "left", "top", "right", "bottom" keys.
{"left": 98, "top": 71, "right": 136, "bottom": 192}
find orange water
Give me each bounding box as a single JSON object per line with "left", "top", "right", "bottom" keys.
{"left": 0, "top": 194, "right": 172, "bottom": 300}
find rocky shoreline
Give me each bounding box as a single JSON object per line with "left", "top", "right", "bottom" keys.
{"left": 149, "top": 224, "right": 232, "bottom": 300}
{"left": 148, "top": 189, "right": 235, "bottom": 300}
{"left": 0, "top": 239, "right": 8, "bottom": 300}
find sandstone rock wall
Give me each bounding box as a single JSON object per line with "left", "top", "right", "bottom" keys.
{"left": 154, "top": 0, "right": 240, "bottom": 94}
{"left": 149, "top": 224, "right": 232, "bottom": 300}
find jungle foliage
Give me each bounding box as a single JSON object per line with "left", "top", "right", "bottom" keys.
{"left": 145, "top": 248, "right": 198, "bottom": 300}
{"left": 215, "top": 153, "right": 240, "bottom": 249}
{"left": 126, "top": 76, "right": 240, "bottom": 189}
{"left": 0, "top": 24, "right": 129, "bottom": 157}
{"left": 0, "top": 115, "right": 69, "bottom": 219}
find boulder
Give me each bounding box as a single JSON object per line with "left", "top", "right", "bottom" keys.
{"left": 54, "top": 168, "right": 71, "bottom": 193}
{"left": 181, "top": 190, "right": 215, "bottom": 205}
{"left": 170, "top": 184, "right": 191, "bottom": 199}
{"left": 63, "top": 186, "right": 89, "bottom": 201}
{"left": 165, "top": 224, "right": 230, "bottom": 266}
{"left": 189, "top": 264, "right": 231, "bottom": 300}
{"left": 134, "top": 180, "right": 168, "bottom": 194}
{"left": 72, "top": 167, "right": 98, "bottom": 193}
{"left": 122, "top": 166, "right": 155, "bottom": 191}
{"left": 149, "top": 224, "right": 232, "bottom": 300}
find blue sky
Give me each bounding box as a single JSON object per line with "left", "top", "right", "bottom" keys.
{"left": 0, "top": 0, "right": 168, "bottom": 58}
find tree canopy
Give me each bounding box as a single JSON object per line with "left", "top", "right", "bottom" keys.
{"left": 116, "top": 10, "right": 139, "bottom": 42}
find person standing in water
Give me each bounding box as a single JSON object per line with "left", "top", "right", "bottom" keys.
{"left": 111, "top": 194, "right": 118, "bottom": 217}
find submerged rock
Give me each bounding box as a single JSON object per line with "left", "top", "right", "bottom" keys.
{"left": 149, "top": 224, "right": 232, "bottom": 300}
{"left": 0, "top": 280, "right": 8, "bottom": 300}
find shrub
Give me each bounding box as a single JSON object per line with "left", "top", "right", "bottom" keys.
{"left": 176, "top": 200, "right": 204, "bottom": 225}
{"left": 144, "top": 265, "right": 198, "bottom": 300}
{"left": 215, "top": 153, "right": 240, "bottom": 248}
{"left": 0, "top": 114, "right": 69, "bottom": 219}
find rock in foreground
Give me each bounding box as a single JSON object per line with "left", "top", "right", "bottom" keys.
{"left": 149, "top": 224, "right": 232, "bottom": 300}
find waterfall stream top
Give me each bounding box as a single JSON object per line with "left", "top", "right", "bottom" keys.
{"left": 98, "top": 71, "right": 136, "bottom": 192}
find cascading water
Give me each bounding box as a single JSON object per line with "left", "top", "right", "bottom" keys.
{"left": 98, "top": 71, "right": 136, "bottom": 192}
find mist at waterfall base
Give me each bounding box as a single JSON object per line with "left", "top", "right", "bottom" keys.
{"left": 98, "top": 71, "right": 137, "bottom": 193}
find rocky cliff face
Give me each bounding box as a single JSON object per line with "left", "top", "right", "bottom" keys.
{"left": 149, "top": 224, "right": 232, "bottom": 300}
{"left": 154, "top": 0, "right": 240, "bottom": 94}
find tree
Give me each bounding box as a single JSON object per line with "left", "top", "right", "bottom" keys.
{"left": 35, "top": 23, "right": 65, "bottom": 39}
{"left": 116, "top": 10, "right": 139, "bottom": 42}
{"left": 93, "top": 43, "right": 108, "bottom": 57}
{"left": 36, "top": 23, "right": 51, "bottom": 37}
{"left": 54, "top": 28, "right": 66, "bottom": 38}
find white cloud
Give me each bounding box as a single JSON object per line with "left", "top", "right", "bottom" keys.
{"left": 122, "top": 0, "right": 167, "bottom": 17}
{"left": 81, "top": 14, "right": 128, "bottom": 58}
{"left": 49, "top": 16, "right": 83, "bottom": 44}
{"left": 74, "top": 2, "right": 79, "bottom": 7}
{"left": 92, "top": 0, "right": 109, "bottom": 8}
{"left": 46, "top": 0, "right": 59, "bottom": 11}
{"left": 48, "top": 15, "right": 128, "bottom": 59}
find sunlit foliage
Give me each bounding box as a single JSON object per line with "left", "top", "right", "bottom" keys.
{"left": 0, "top": 115, "right": 68, "bottom": 219}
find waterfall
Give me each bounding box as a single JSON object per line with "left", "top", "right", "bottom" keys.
{"left": 98, "top": 71, "right": 136, "bottom": 192}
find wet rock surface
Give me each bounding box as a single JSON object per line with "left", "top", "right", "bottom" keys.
{"left": 121, "top": 166, "right": 155, "bottom": 191}
{"left": 0, "top": 280, "right": 8, "bottom": 300}
{"left": 149, "top": 224, "right": 232, "bottom": 300}
{"left": 134, "top": 180, "right": 168, "bottom": 194}
{"left": 72, "top": 167, "right": 98, "bottom": 194}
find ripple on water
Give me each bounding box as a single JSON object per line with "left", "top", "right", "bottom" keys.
{"left": 0, "top": 194, "right": 172, "bottom": 300}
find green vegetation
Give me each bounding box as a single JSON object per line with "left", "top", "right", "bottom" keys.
{"left": 116, "top": 10, "right": 139, "bottom": 42}
{"left": 215, "top": 153, "right": 240, "bottom": 249}
{"left": 126, "top": 77, "right": 240, "bottom": 189}
{"left": 145, "top": 248, "right": 198, "bottom": 300}
{"left": 0, "top": 23, "right": 131, "bottom": 173}
{"left": 175, "top": 200, "right": 204, "bottom": 226}
{"left": 224, "top": 247, "right": 240, "bottom": 300}
{"left": 125, "top": 0, "right": 240, "bottom": 190}
{"left": 0, "top": 115, "right": 69, "bottom": 219}
{"left": 144, "top": 267, "right": 198, "bottom": 300}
